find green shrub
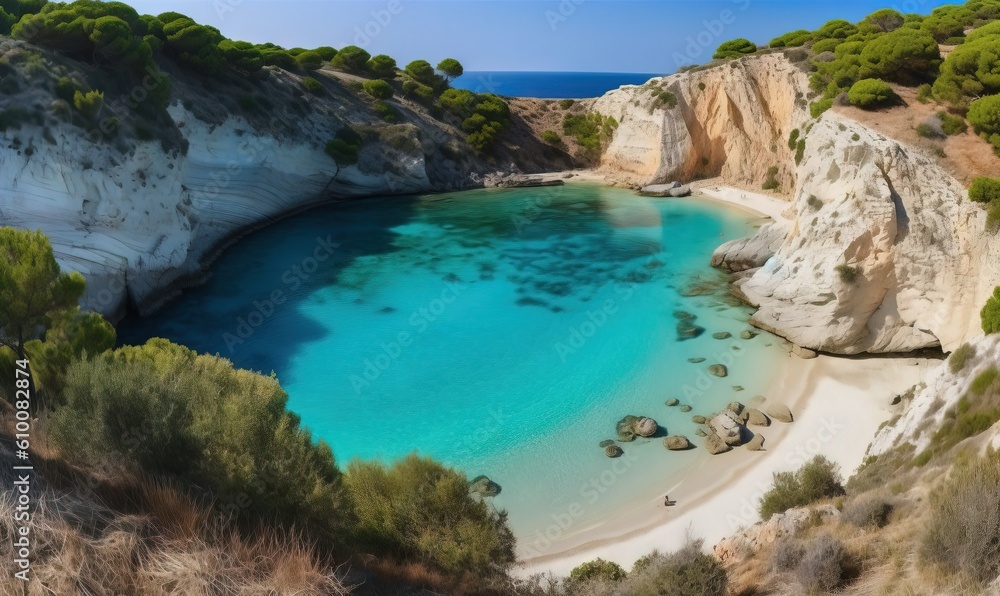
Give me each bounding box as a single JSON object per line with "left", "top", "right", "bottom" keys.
{"left": 559, "top": 99, "right": 575, "bottom": 109}
{"left": 331, "top": 45, "right": 371, "bottom": 73}
{"left": 950, "top": 343, "right": 977, "bottom": 373}
{"left": 811, "top": 37, "right": 843, "bottom": 54}
{"left": 771, "top": 29, "right": 813, "bottom": 48}
{"left": 759, "top": 455, "right": 845, "bottom": 520}
{"left": 653, "top": 90, "right": 677, "bottom": 110}
{"left": 436, "top": 57, "right": 463, "bottom": 81}
{"left": 762, "top": 165, "right": 780, "bottom": 190}
{"left": 404, "top": 59, "right": 444, "bottom": 89}
{"left": 807, "top": 195, "right": 823, "bottom": 210}
{"left": 921, "top": 451, "right": 1000, "bottom": 585}
{"left": 569, "top": 558, "right": 627, "bottom": 583}
{"left": 933, "top": 27, "right": 1000, "bottom": 105}
{"left": 55, "top": 76, "right": 80, "bottom": 103}
{"left": 787, "top": 128, "right": 800, "bottom": 150}
{"left": 796, "top": 534, "right": 847, "bottom": 592}
{"left": 47, "top": 339, "right": 344, "bottom": 540}
{"left": 73, "top": 89, "right": 104, "bottom": 119}
{"left": 362, "top": 78, "right": 393, "bottom": 100}
{"left": 916, "top": 123, "right": 939, "bottom": 138}
{"left": 916, "top": 83, "right": 934, "bottom": 103}
{"left": 294, "top": 50, "right": 323, "bottom": 71}
{"left": 968, "top": 94, "right": 1000, "bottom": 152}
{"left": 302, "top": 76, "right": 323, "bottom": 94}
{"left": 343, "top": 454, "right": 515, "bottom": 577}
{"left": 938, "top": 110, "right": 968, "bottom": 135}
{"left": 989, "top": 201, "right": 1000, "bottom": 232}
{"left": 219, "top": 39, "right": 264, "bottom": 74}
{"left": 795, "top": 138, "right": 806, "bottom": 164}
{"left": 374, "top": 100, "right": 396, "bottom": 122}
{"left": 848, "top": 78, "right": 899, "bottom": 108}
{"left": 970, "top": 178, "right": 1000, "bottom": 203}
{"left": 811, "top": 98, "right": 834, "bottom": 118}
{"left": 402, "top": 78, "right": 435, "bottom": 103}
{"left": 983, "top": 288, "right": 1000, "bottom": 334}
{"left": 366, "top": 54, "right": 397, "bottom": 79}
{"left": 865, "top": 8, "right": 905, "bottom": 32}
{"left": 858, "top": 28, "right": 941, "bottom": 85}
{"left": 836, "top": 264, "right": 861, "bottom": 284}
{"left": 713, "top": 38, "right": 757, "bottom": 59}
{"left": 313, "top": 46, "right": 337, "bottom": 60}
{"left": 541, "top": 130, "right": 562, "bottom": 145}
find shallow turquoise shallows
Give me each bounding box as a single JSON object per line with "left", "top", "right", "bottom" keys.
{"left": 118, "top": 183, "right": 782, "bottom": 556}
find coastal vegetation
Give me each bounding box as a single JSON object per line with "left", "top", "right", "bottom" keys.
{"left": 758, "top": 455, "right": 845, "bottom": 520}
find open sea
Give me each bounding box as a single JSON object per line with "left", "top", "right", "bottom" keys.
{"left": 452, "top": 71, "right": 663, "bottom": 99}
{"left": 118, "top": 183, "right": 783, "bottom": 556}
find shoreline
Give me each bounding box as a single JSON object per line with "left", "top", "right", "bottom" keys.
{"left": 517, "top": 350, "right": 936, "bottom": 577}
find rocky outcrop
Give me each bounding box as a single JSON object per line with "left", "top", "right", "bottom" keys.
{"left": 869, "top": 335, "right": 1000, "bottom": 456}
{"left": 592, "top": 54, "right": 811, "bottom": 190}
{"left": 714, "top": 505, "right": 840, "bottom": 563}
{"left": 711, "top": 223, "right": 789, "bottom": 273}
{"left": 664, "top": 436, "right": 691, "bottom": 450}
{"left": 718, "top": 112, "right": 1000, "bottom": 354}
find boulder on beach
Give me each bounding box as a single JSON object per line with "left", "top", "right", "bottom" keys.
{"left": 669, "top": 184, "right": 692, "bottom": 198}
{"left": 605, "top": 444, "right": 624, "bottom": 458}
{"left": 766, "top": 403, "right": 794, "bottom": 423}
{"left": 688, "top": 357, "right": 706, "bottom": 364}
{"left": 692, "top": 415, "right": 707, "bottom": 424}
{"left": 740, "top": 330, "right": 758, "bottom": 340}
{"left": 679, "top": 405, "right": 693, "bottom": 412}
{"left": 616, "top": 415, "right": 639, "bottom": 441}
{"left": 640, "top": 182, "right": 690, "bottom": 197}
{"left": 746, "top": 434, "right": 765, "bottom": 451}
{"left": 677, "top": 319, "right": 706, "bottom": 341}
{"left": 710, "top": 412, "right": 744, "bottom": 446}
{"left": 726, "top": 401, "right": 744, "bottom": 416}
{"left": 599, "top": 439, "right": 617, "bottom": 448}
{"left": 791, "top": 345, "right": 818, "bottom": 359}
{"left": 708, "top": 364, "right": 728, "bottom": 377}
{"left": 713, "top": 332, "right": 732, "bottom": 340}
{"left": 705, "top": 432, "right": 732, "bottom": 455}
{"left": 664, "top": 435, "right": 692, "bottom": 450}
{"left": 746, "top": 408, "right": 771, "bottom": 427}
{"left": 469, "top": 475, "right": 502, "bottom": 497}
{"left": 665, "top": 398, "right": 680, "bottom": 407}
{"left": 634, "top": 417, "right": 659, "bottom": 437}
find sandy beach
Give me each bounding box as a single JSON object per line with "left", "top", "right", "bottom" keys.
{"left": 516, "top": 181, "right": 938, "bottom": 577}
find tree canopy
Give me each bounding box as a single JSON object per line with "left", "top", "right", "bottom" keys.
{"left": 713, "top": 38, "right": 757, "bottom": 59}
{"left": 436, "top": 57, "right": 464, "bottom": 81}
{"left": 331, "top": 45, "right": 371, "bottom": 73}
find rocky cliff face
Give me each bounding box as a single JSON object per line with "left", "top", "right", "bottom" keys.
{"left": 590, "top": 50, "right": 999, "bottom": 354}
{"left": 591, "top": 53, "right": 811, "bottom": 190}
{"left": 717, "top": 112, "right": 1000, "bottom": 354}
{"left": 0, "top": 103, "right": 446, "bottom": 320}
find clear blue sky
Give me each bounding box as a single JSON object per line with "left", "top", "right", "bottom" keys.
{"left": 127, "top": 0, "right": 957, "bottom": 72}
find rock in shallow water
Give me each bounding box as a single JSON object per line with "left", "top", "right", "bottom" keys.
{"left": 692, "top": 415, "right": 707, "bottom": 424}
{"left": 665, "top": 398, "right": 680, "bottom": 407}
{"left": 688, "top": 357, "right": 706, "bottom": 364}
{"left": 740, "top": 330, "right": 758, "bottom": 340}
{"left": 634, "top": 417, "right": 659, "bottom": 437}
{"left": 677, "top": 319, "right": 706, "bottom": 341}
{"left": 599, "top": 439, "right": 617, "bottom": 448}
{"left": 605, "top": 444, "right": 624, "bottom": 458}
{"left": 713, "top": 332, "right": 732, "bottom": 340}
{"left": 746, "top": 408, "right": 771, "bottom": 426}
{"left": 709, "top": 364, "right": 728, "bottom": 377}
{"left": 664, "top": 435, "right": 692, "bottom": 450}
{"left": 705, "top": 432, "right": 732, "bottom": 455}
{"left": 680, "top": 405, "right": 692, "bottom": 412}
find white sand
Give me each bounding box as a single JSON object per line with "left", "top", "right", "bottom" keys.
{"left": 691, "top": 180, "right": 795, "bottom": 224}
{"left": 516, "top": 176, "right": 936, "bottom": 577}
{"left": 517, "top": 352, "right": 936, "bottom": 577}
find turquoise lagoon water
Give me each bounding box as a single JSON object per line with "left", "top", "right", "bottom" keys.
{"left": 118, "top": 183, "right": 783, "bottom": 556}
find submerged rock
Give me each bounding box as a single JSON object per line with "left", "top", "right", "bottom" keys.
{"left": 679, "top": 405, "right": 693, "bottom": 413}
{"left": 708, "top": 364, "right": 728, "bottom": 377}
{"left": 634, "top": 417, "right": 659, "bottom": 437}
{"left": 688, "top": 357, "right": 707, "bottom": 364}
{"left": 673, "top": 310, "right": 697, "bottom": 320}
{"left": 664, "top": 435, "right": 692, "bottom": 450}
{"left": 692, "top": 415, "right": 707, "bottom": 424}
{"left": 605, "top": 444, "right": 624, "bottom": 458}
{"left": 677, "top": 319, "right": 706, "bottom": 341}
{"left": 599, "top": 439, "right": 617, "bottom": 448}
{"left": 469, "top": 475, "right": 502, "bottom": 497}
{"left": 713, "top": 332, "right": 732, "bottom": 340}
{"left": 695, "top": 428, "right": 708, "bottom": 437}
{"left": 740, "top": 330, "right": 758, "bottom": 340}
{"left": 665, "top": 398, "right": 680, "bottom": 407}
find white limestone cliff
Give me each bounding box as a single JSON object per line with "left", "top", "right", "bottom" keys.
{"left": 0, "top": 104, "right": 436, "bottom": 320}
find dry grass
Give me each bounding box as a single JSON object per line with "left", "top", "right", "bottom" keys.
{"left": 832, "top": 84, "right": 1000, "bottom": 186}
{"left": 0, "top": 439, "right": 349, "bottom": 596}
